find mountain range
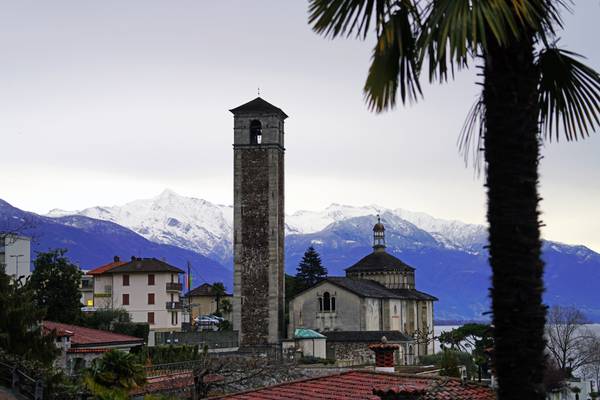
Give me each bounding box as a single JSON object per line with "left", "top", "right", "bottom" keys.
{"left": 3, "top": 189, "right": 599, "bottom": 321}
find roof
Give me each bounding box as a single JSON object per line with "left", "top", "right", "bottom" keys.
{"left": 229, "top": 97, "right": 288, "bottom": 119}
{"left": 187, "top": 283, "right": 232, "bottom": 297}
{"left": 322, "top": 331, "right": 413, "bottom": 343}
{"left": 87, "top": 259, "right": 126, "bottom": 275}
{"left": 216, "top": 370, "right": 495, "bottom": 400}
{"left": 389, "top": 288, "right": 439, "bottom": 301}
{"left": 42, "top": 321, "right": 144, "bottom": 347}
{"left": 294, "top": 328, "right": 326, "bottom": 339}
{"left": 108, "top": 258, "right": 184, "bottom": 274}
{"left": 345, "top": 250, "right": 415, "bottom": 274}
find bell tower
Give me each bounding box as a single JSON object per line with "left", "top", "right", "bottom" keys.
{"left": 230, "top": 97, "right": 287, "bottom": 346}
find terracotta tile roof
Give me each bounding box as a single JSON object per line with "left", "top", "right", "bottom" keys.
{"left": 217, "top": 371, "right": 495, "bottom": 400}
{"left": 42, "top": 321, "right": 144, "bottom": 347}
{"left": 87, "top": 260, "right": 126, "bottom": 275}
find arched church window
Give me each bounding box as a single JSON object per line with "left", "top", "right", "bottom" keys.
{"left": 331, "top": 296, "right": 336, "bottom": 311}
{"left": 318, "top": 297, "right": 323, "bottom": 312}
{"left": 250, "top": 120, "right": 262, "bottom": 144}
{"left": 323, "top": 292, "right": 331, "bottom": 311}
{"left": 394, "top": 305, "right": 398, "bottom": 314}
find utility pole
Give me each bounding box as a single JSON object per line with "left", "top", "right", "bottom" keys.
{"left": 10, "top": 254, "right": 24, "bottom": 279}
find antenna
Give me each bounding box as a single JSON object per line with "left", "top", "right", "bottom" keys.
{"left": 257, "top": 87, "right": 261, "bottom": 97}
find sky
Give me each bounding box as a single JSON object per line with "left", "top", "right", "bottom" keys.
{"left": 0, "top": 1, "right": 599, "bottom": 251}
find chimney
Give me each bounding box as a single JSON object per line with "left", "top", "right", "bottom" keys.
{"left": 369, "top": 336, "right": 399, "bottom": 373}
{"left": 114, "top": 255, "right": 120, "bottom": 262}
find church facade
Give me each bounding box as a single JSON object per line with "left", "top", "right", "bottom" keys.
{"left": 288, "top": 218, "right": 437, "bottom": 358}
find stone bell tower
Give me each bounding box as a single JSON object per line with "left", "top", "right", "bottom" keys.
{"left": 230, "top": 97, "right": 287, "bottom": 346}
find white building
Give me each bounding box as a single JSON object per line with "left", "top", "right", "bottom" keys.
{"left": 85, "top": 256, "right": 184, "bottom": 332}
{"left": 0, "top": 234, "right": 31, "bottom": 280}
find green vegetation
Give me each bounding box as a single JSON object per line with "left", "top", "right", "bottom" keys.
{"left": 0, "top": 265, "right": 58, "bottom": 364}
{"left": 30, "top": 249, "right": 83, "bottom": 324}
{"left": 295, "top": 246, "right": 327, "bottom": 292}
{"left": 147, "top": 344, "right": 201, "bottom": 364}
{"left": 85, "top": 349, "right": 145, "bottom": 399}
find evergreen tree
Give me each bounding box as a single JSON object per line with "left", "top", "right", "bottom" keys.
{"left": 0, "top": 266, "right": 59, "bottom": 365}
{"left": 30, "top": 249, "right": 83, "bottom": 324}
{"left": 296, "top": 246, "right": 327, "bottom": 291}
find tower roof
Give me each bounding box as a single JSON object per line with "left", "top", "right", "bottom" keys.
{"left": 229, "top": 97, "right": 288, "bottom": 119}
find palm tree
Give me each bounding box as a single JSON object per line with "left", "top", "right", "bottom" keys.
{"left": 88, "top": 349, "right": 146, "bottom": 390}
{"left": 308, "top": 1, "right": 600, "bottom": 398}
{"left": 211, "top": 282, "right": 227, "bottom": 315}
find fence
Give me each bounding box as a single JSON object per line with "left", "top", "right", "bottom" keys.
{"left": 0, "top": 360, "right": 43, "bottom": 400}
{"left": 155, "top": 330, "right": 239, "bottom": 349}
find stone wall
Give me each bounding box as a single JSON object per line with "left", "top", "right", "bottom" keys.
{"left": 233, "top": 111, "right": 286, "bottom": 347}
{"left": 326, "top": 342, "right": 375, "bottom": 366}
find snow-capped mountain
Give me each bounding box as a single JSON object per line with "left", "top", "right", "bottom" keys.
{"left": 47, "top": 190, "right": 488, "bottom": 265}
{"left": 48, "top": 189, "right": 233, "bottom": 266}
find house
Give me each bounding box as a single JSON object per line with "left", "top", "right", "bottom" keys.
{"left": 43, "top": 321, "right": 143, "bottom": 375}
{"left": 289, "top": 218, "right": 437, "bottom": 361}
{"left": 186, "top": 283, "right": 232, "bottom": 321}
{"left": 84, "top": 256, "right": 184, "bottom": 332}
{"left": 0, "top": 234, "right": 31, "bottom": 280}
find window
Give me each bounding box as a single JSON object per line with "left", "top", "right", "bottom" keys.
{"left": 122, "top": 294, "right": 129, "bottom": 305}
{"left": 123, "top": 274, "right": 129, "bottom": 286}
{"left": 171, "top": 312, "right": 178, "bottom": 326}
{"left": 318, "top": 297, "right": 323, "bottom": 312}
{"left": 331, "top": 296, "right": 336, "bottom": 311}
{"left": 148, "top": 293, "right": 155, "bottom": 305}
{"left": 148, "top": 274, "right": 155, "bottom": 286}
{"left": 148, "top": 312, "right": 155, "bottom": 325}
{"left": 250, "top": 120, "right": 262, "bottom": 144}
{"left": 323, "top": 292, "right": 331, "bottom": 312}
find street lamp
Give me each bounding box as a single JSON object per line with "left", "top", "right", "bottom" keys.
{"left": 10, "top": 254, "right": 24, "bottom": 278}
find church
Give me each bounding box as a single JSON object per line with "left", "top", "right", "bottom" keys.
{"left": 228, "top": 96, "right": 437, "bottom": 362}
{"left": 288, "top": 217, "right": 438, "bottom": 358}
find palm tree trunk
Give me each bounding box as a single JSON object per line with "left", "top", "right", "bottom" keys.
{"left": 483, "top": 34, "right": 546, "bottom": 399}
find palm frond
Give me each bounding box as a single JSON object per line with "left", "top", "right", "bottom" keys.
{"left": 458, "top": 93, "right": 486, "bottom": 174}
{"left": 363, "top": 7, "right": 422, "bottom": 111}
{"left": 308, "top": 0, "right": 393, "bottom": 39}
{"left": 419, "top": 0, "right": 566, "bottom": 83}
{"left": 538, "top": 47, "right": 600, "bottom": 142}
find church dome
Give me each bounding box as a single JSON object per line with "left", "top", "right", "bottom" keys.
{"left": 373, "top": 221, "right": 385, "bottom": 232}
{"left": 345, "top": 251, "right": 415, "bottom": 274}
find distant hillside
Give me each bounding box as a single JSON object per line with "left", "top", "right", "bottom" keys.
{"left": 0, "top": 199, "right": 230, "bottom": 290}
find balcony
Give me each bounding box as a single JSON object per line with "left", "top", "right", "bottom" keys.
{"left": 80, "top": 280, "right": 94, "bottom": 291}
{"left": 166, "top": 282, "right": 183, "bottom": 292}
{"left": 166, "top": 301, "right": 183, "bottom": 310}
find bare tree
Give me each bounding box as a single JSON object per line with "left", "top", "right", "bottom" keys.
{"left": 581, "top": 336, "right": 600, "bottom": 391}
{"left": 546, "top": 306, "right": 598, "bottom": 374}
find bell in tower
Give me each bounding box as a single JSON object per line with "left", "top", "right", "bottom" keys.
{"left": 230, "top": 97, "right": 287, "bottom": 346}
